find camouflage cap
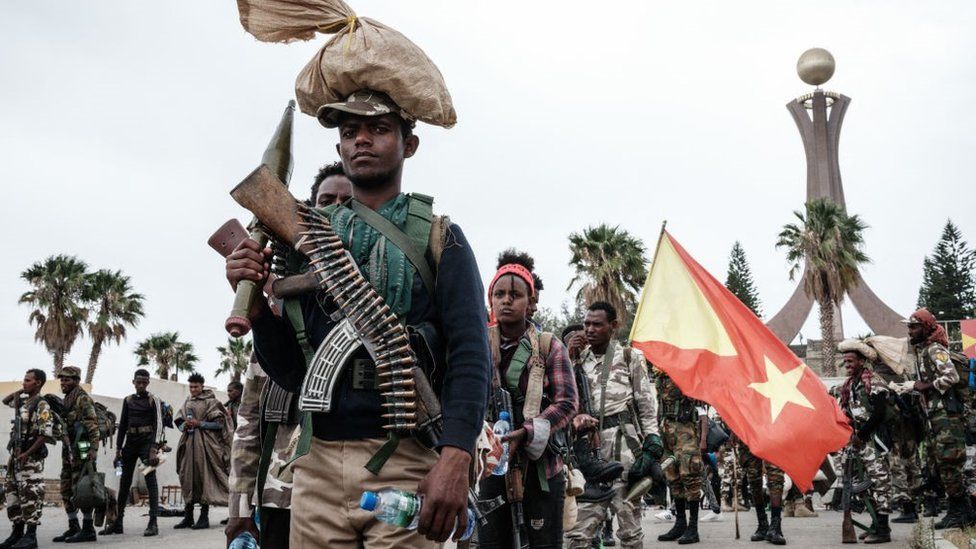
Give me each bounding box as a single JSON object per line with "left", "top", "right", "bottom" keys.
{"left": 59, "top": 366, "right": 82, "bottom": 379}
{"left": 317, "top": 90, "right": 416, "bottom": 129}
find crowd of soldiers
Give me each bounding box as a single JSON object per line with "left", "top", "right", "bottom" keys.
{"left": 1, "top": 367, "right": 242, "bottom": 548}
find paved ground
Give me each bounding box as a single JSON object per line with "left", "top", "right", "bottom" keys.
{"left": 12, "top": 504, "right": 938, "bottom": 547}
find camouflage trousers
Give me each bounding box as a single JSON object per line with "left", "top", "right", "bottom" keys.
{"left": 889, "top": 435, "right": 923, "bottom": 505}
{"left": 925, "top": 410, "right": 967, "bottom": 498}
{"left": 661, "top": 419, "right": 702, "bottom": 501}
{"left": 739, "top": 446, "right": 784, "bottom": 506}
{"left": 851, "top": 441, "right": 892, "bottom": 515}
{"left": 60, "top": 452, "right": 96, "bottom": 514}
{"left": 965, "top": 445, "right": 976, "bottom": 497}
{"left": 565, "top": 424, "right": 644, "bottom": 549}
{"left": 5, "top": 458, "right": 45, "bottom": 525}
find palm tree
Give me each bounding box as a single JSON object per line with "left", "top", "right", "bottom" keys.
{"left": 216, "top": 337, "right": 253, "bottom": 382}
{"left": 19, "top": 255, "right": 90, "bottom": 376}
{"left": 567, "top": 224, "right": 647, "bottom": 323}
{"left": 776, "top": 198, "right": 869, "bottom": 375}
{"left": 82, "top": 269, "right": 145, "bottom": 384}
{"left": 135, "top": 332, "right": 199, "bottom": 381}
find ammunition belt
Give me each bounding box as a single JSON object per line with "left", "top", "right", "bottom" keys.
{"left": 296, "top": 205, "right": 442, "bottom": 446}
{"left": 601, "top": 411, "right": 634, "bottom": 430}
{"left": 127, "top": 425, "right": 154, "bottom": 435}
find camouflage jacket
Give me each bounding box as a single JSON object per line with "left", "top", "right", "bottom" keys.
{"left": 578, "top": 343, "right": 658, "bottom": 436}
{"left": 654, "top": 368, "right": 704, "bottom": 423}
{"left": 915, "top": 341, "right": 959, "bottom": 396}
{"left": 63, "top": 386, "right": 100, "bottom": 453}
{"left": 228, "top": 357, "right": 298, "bottom": 517}
{"left": 842, "top": 369, "right": 890, "bottom": 432}
{"left": 8, "top": 395, "right": 55, "bottom": 457}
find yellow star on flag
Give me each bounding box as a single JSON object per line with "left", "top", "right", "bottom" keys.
{"left": 748, "top": 356, "right": 815, "bottom": 423}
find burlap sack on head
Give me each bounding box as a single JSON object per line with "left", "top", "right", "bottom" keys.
{"left": 865, "top": 335, "right": 912, "bottom": 376}
{"left": 237, "top": 0, "right": 456, "bottom": 128}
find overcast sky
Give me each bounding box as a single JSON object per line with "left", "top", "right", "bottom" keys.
{"left": 2, "top": 1, "right": 974, "bottom": 398}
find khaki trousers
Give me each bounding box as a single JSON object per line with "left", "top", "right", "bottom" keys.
{"left": 290, "top": 437, "right": 441, "bottom": 549}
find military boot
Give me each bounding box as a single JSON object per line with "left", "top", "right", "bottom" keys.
{"left": 658, "top": 499, "right": 687, "bottom": 542}
{"left": 99, "top": 510, "right": 122, "bottom": 535}
{"left": 63, "top": 519, "right": 96, "bottom": 543}
{"left": 143, "top": 516, "right": 158, "bottom": 537}
{"left": 52, "top": 519, "right": 80, "bottom": 543}
{"left": 9, "top": 525, "right": 36, "bottom": 549}
{"left": 922, "top": 496, "right": 940, "bottom": 517}
{"left": 577, "top": 480, "right": 616, "bottom": 504}
{"left": 677, "top": 499, "right": 700, "bottom": 544}
{"left": 0, "top": 523, "right": 25, "bottom": 549}
{"left": 766, "top": 516, "right": 786, "bottom": 545}
{"left": 934, "top": 495, "right": 968, "bottom": 529}
{"left": 891, "top": 501, "right": 918, "bottom": 524}
{"left": 173, "top": 504, "right": 194, "bottom": 529}
{"left": 863, "top": 514, "right": 891, "bottom": 544}
{"left": 750, "top": 507, "right": 769, "bottom": 542}
{"left": 577, "top": 451, "right": 625, "bottom": 484}
{"left": 191, "top": 504, "right": 210, "bottom": 529}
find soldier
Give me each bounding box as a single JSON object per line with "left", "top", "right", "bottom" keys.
{"left": 654, "top": 367, "right": 707, "bottom": 544}
{"left": 565, "top": 301, "right": 661, "bottom": 549}
{"left": 226, "top": 90, "right": 492, "bottom": 546}
{"left": 310, "top": 161, "right": 353, "bottom": 208}
{"left": 174, "top": 373, "right": 231, "bottom": 530}
{"left": 225, "top": 355, "right": 299, "bottom": 549}
{"left": 52, "top": 366, "right": 101, "bottom": 544}
{"left": 225, "top": 381, "right": 243, "bottom": 430}
{"left": 102, "top": 369, "right": 164, "bottom": 537}
{"left": 903, "top": 309, "right": 973, "bottom": 529}
{"left": 837, "top": 340, "right": 893, "bottom": 544}
{"left": 735, "top": 436, "right": 786, "bottom": 544}
{"left": 1, "top": 369, "right": 55, "bottom": 549}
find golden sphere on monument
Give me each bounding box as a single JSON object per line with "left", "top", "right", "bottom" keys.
{"left": 797, "top": 48, "right": 835, "bottom": 86}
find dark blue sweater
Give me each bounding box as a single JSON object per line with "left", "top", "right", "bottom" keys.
{"left": 252, "top": 223, "right": 491, "bottom": 454}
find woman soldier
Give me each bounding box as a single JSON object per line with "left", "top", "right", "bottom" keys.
{"left": 477, "top": 260, "right": 579, "bottom": 548}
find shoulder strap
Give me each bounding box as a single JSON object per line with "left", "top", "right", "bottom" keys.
{"left": 350, "top": 198, "right": 436, "bottom": 300}
{"left": 428, "top": 214, "right": 450, "bottom": 267}
{"left": 522, "top": 329, "right": 547, "bottom": 420}
{"left": 598, "top": 342, "right": 617, "bottom": 430}
{"left": 624, "top": 347, "right": 632, "bottom": 366}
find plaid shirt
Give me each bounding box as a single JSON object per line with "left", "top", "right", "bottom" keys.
{"left": 498, "top": 330, "right": 578, "bottom": 479}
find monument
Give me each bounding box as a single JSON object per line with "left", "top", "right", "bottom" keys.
{"left": 766, "top": 48, "right": 905, "bottom": 344}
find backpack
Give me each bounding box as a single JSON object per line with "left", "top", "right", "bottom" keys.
{"left": 950, "top": 351, "right": 976, "bottom": 391}
{"left": 92, "top": 402, "right": 117, "bottom": 448}
{"left": 29, "top": 394, "right": 68, "bottom": 444}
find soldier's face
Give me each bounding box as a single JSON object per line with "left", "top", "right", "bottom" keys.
{"left": 336, "top": 114, "right": 418, "bottom": 189}
{"left": 189, "top": 382, "right": 203, "bottom": 397}
{"left": 227, "top": 386, "right": 242, "bottom": 402}
{"left": 908, "top": 323, "right": 926, "bottom": 345}
{"left": 315, "top": 174, "right": 353, "bottom": 207}
{"left": 490, "top": 276, "right": 530, "bottom": 326}
{"left": 843, "top": 352, "right": 863, "bottom": 376}
{"left": 59, "top": 376, "right": 79, "bottom": 395}
{"left": 584, "top": 310, "right": 617, "bottom": 348}
{"left": 22, "top": 373, "right": 41, "bottom": 394}
{"left": 133, "top": 378, "right": 149, "bottom": 395}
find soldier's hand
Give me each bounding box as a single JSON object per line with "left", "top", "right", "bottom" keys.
{"left": 502, "top": 428, "right": 527, "bottom": 457}
{"left": 417, "top": 446, "right": 471, "bottom": 543}
{"left": 225, "top": 516, "right": 258, "bottom": 548}
{"left": 573, "top": 413, "right": 599, "bottom": 433}
{"left": 226, "top": 239, "right": 272, "bottom": 292}
{"left": 567, "top": 332, "right": 587, "bottom": 359}
{"left": 913, "top": 380, "right": 933, "bottom": 392}
{"left": 16, "top": 452, "right": 28, "bottom": 465}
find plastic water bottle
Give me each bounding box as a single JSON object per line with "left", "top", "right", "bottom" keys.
{"left": 114, "top": 459, "right": 123, "bottom": 478}
{"left": 228, "top": 532, "right": 258, "bottom": 549}
{"left": 359, "top": 488, "right": 476, "bottom": 541}
{"left": 186, "top": 410, "right": 195, "bottom": 434}
{"left": 491, "top": 411, "right": 511, "bottom": 476}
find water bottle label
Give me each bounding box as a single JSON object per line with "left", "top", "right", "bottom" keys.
{"left": 392, "top": 495, "right": 420, "bottom": 528}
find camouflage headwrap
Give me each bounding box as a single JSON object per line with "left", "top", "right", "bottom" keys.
{"left": 908, "top": 308, "right": 950, "bottom": 348}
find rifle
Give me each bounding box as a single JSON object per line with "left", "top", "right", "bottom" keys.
{"left": 225, "top": 101, "right": 295, "bottom": 337}
{"left": 570, "top": 362, "right": 623, "bottom": 485}
{"left": 492, "top": 386, "right": 524, "bottom": 549}
{"left": 10, "top": 395, "right": 23, "bottom": 473}
{"left": 841, "top": 447, "right": 857, "bottom": 544}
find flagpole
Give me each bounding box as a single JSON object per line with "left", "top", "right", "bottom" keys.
{"left": 628, "top": 220, "right": 668, "bottom": 342}
{"left": 732, "top": 445, "right": 741, "bottom": 539}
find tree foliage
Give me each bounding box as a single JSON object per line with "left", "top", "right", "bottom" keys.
{"left": 216, "top": 337, "right": 253, "bottom": 383}
{"left": 567, "top": 224, "right": 647, "bottom": 323}
{"left": 776, "top": 199, "right": 869, "bottom": 375}
{"left": 725, "top": 241, "right": 763, "bottom": 318}
{"left": 83, "top": 269, "right": 145, "bottom": 384}
{"left": 19, "top": 255, "right": 90, "bottom": 376}
{"left": 917, "top": 219, "right": 976, "bottom": 322}
{"left": 134, "top": 332, "right": 198, "bottom": 381}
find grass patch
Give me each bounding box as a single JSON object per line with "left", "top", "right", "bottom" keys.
{"left": 909, "top": 519, "right": 936, "bottom": 549}
{"left": 940, "top": 522, "right": 976, "bottom": 548}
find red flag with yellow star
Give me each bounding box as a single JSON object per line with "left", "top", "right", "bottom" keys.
{"left": 962, "top": 319, "right": 976, "bottom": 359}
{"left": 630, "top": 230, "right": 852, "bottom": 491}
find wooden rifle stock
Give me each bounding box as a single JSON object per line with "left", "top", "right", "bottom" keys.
{"left": 225, "top": 101, "right": 295, "bottom": 336}
{"left": 841, "top": 449, "right": 857, "bottom": 543}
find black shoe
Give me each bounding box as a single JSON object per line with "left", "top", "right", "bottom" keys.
{"left": 934, "top": 496, "right": 968, "bottom": 530}
{"left": 99, "top": 518, "right": 123, "bottom": 536}
{"left": 659, "top": 499, "right": 688, "bottom": 542}
{"left": 891, "top": 501, "right": 918, "bottom": 524}
{"left": 766, "top": 516, "right": 786, "bottom": 545}
{"left": 64, "top": 519, "right": 96, "bottom": 543}
{"left": 52, "top": 519, "right": 80, "bottom": 543}
{"left": 191, "top": 505, "right": 210, "bottom": 530}
{"left": 0, "top": 523, "right": 25, "bottom": 549}
{"left": 578, "top": 480, "right": 616, "bottom": 503}
{"left": 923, "top": 496, "right": 940, "bottom": 517}
{"left": 143, "top": 517, "right": 158, "bottom": 537}
{"left": 863, "top": 514, "right": 891, "bottom": 544}
{"left": 9, "top": 525, "right": 36, "bottom": 549}
{"left": 174, "top": 504, "right": 194, "bottom": 529}
{"left": 751, "top": 508, "right": 769, "bottom": 542}
{"left": 677, "top": 500, "right": 700, "bottom": 544}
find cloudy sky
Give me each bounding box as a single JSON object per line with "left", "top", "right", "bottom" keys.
{"left": 2, "top": 1, "right": 974, "bottom": 398}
